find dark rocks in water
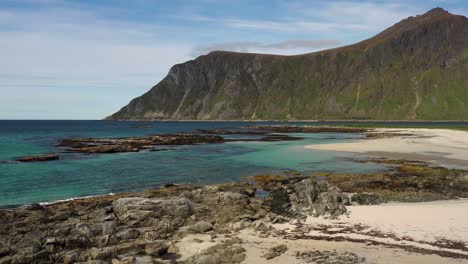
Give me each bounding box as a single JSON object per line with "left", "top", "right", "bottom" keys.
{"left": 148, "top": 147, "right": 172, "bottom": 152}
{"left": 226, "top": 134, "right": 304, "bottom": 142}
{"left": 196, "top": 129, "right": 268, "bottom": 135}
{"left": 56, "top": 134, "right": 224, "bottom": 154}
{"left": 258, "top": 134, "right": 304, "bottom": 142}
{"left": 56, "top": 131, "right": 307, "bottom": 155}
{"left": 16, "top": 154, "right": 59, "bottom": 162}
{"left": 250, "top": 125, "right": 368, "bottom": 133}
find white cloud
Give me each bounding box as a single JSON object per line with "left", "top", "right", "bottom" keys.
{"left": 0, "top": 6, "right": 191, "bottom": 119}
{"left": 192, "top": 39, "right": 342, "bottom": 56}
{"left": 186, "top": 1, "right": 423, "bottom": 35}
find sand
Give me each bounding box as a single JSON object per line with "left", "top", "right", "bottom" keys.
{"left": 239, "top": 230, "right": 468, "bottom": 264}
{"left": 305, "top": 128, "right": 468, "bottom": 168}
{"left": 237, "top": 199, "right": 468, "bottom": 263}
{"left": 173, "top": 199, "right": 468, "bottom": 263}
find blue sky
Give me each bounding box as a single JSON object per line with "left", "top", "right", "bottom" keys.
{"left": 1, "top": 0, "right": 467, "bottom": 119}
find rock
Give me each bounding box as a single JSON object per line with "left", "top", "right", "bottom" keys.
{"left": 112, "top": 197, "right": 194, "bottom": 224}
{"left": 185, "top": 244, "right": 246, "bottom": 264}
{"left": 267, "top": 188, "right": 291, "bottom": 215}
{"left": 27, "top": 203, "right": 46, "bottom": 211}
{"left": 99, "top": 221, "right": 118, "bottom": 236}
{"left": 191, "top": 238, "right": 204, "bottom": 243}
{"left": 94, "top": 235, "right": 118, "bottom": 247}
{"left": 291, "top": 179, "right": 347, "bottom": 219}
{"left": 65, "top": 234, "right": 91, "bottom": 249}
{"left": 263, "top": 244, "right": 288, "bottom": 260}
{"left": 57, "top": 134, "right": 224, "bottom": 154}
{"left": 90, "top": 246, "right": 118, "bottom": 260}
{"left": 254, "top": 221, "right": 271, "bottom": 232}
{"left": 112, "top": 256, "right": 135, "bottom": 264}
{"left": 116, "top": 229, "right": 140, "bottom": 240}
{"left": 297, "top": 250, "right": 366, "bottom": 263}
{"left": 0, "top": 248, "right": 11, "bottom": 258}
{"left": 230, "top": 220, "right": 251, "bottom": 231}
{"left": 0, "top": 256, "right": 13, "bottom": 264}
{"left": 16, "top": 154, "right": 59, "bottom": 162}
{"left": 144, "top": 240, "right": 168, "bottom": 256}
{"left": 190, "top": 221, "right": 213, "bottom": 233}
{"left": 272, "top": 215, "right": 288, "bottom": 224}
{"left": 167, "top": 244, "right": 179, "bottom": 254}
{"left": 258, "top": 134, "right": 304, "bottom": 142}
{"left": 62, "top": 250, "right": 82, "bottom": 264}
{"left": 114, "top": 241, "right": 145, "bottom": 255}
{"left": 351, "top": 193, "right": 386, "bottom": 205}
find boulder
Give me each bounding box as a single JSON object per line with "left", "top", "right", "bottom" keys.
{"left": 112, "top": 197, "right": 194, "bottom": 224}
{"left": 190, "top": 221, "right": 213, "bottom": 233}
{"left": 290, "top": 179, "right": 347, "bottom": 219}
{"left": 90, "top": 246, "right": 118, "bottom": 260}
{"left": 254, "top": 221, "right": 271, "bottom": 232}
{"left": 116, "top": 229, "right": 140, "bottom": 240}
{"left": 351, "top": 193, "right": 386, "bottom": 205}
{"left": 144, "top": 240, "right": 168, "bottom": 256}
{"left": 16, "top": 154, "right": 59, "bottom": 162}
{"left": 266, "top": 188, "right": 291, "bottom": 216}
{"left": 262, "top": 244, "right": 288, "bottom": 260}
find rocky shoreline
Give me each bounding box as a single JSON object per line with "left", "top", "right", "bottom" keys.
{"left": 2, "top": 157, "right": 468, "bottom": 263}
{"left": 0, "top": 176, "right": 350, "bottom": 264}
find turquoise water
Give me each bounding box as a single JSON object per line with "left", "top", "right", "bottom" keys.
{"left": 2, "top": 120, "right": 466, "bottom": 207}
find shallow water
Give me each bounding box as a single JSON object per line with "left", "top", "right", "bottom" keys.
{"left": 1, "top": 120, "right": 466, "bottom": 207}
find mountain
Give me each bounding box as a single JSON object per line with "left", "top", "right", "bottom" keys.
{"left": 108, "top": 8, "right": 468, "bottom": 120}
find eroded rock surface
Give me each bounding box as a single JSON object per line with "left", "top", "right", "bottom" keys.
{"left": 0, "top": 177, "right": 352, "bottom": 263}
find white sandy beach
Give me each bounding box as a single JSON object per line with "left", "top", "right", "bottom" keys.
{"left": 305, "top": 128, "right": 468, "bottom": 168}
{"left": 174, "top": 199, "right": 468, "bottom": 263}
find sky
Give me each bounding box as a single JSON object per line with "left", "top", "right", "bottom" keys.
{"left": 0, "top": 0, "right": 467, "bottom": 119}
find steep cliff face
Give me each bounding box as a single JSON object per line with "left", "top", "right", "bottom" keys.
{"left": 109, "top": 8, "right": 468, "bottom": 120}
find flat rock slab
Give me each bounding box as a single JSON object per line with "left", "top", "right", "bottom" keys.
{"left": 16, "top": 154, "right": 59, "bottom": 162}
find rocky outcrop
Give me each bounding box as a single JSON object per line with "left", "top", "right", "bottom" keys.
{"left": 109, "top": 8, "right": 468, "bottom": 121}
{"left": 55, "top": 132, "right": 306, "bottom": 155}
{"left": 264, "top": 178, "right": 348, "bottom": 219}
{"left": 16, "top": 154, "right": 59, "bottom": 162}
{"left": 262, "top": 244, "right": 288, "bottom": 260}
{"left": 56, "top": 134, "right": 224, "bottom": 154}
{"left": 290, "top": 179, "right": 348, "bottom": 219}
{"left": 0, "top": 178, "right": 352, "bottom": 263}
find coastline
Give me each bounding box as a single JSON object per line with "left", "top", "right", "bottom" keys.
{"left": 2, "top": 176, "right": 468, "bottom": 263}
{"left": 2, "top": 126, "right": 468, "bottom": 263}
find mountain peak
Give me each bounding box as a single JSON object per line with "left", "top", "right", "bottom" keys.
{"left": 424, "top": 7, "right": 450, "bottom": 16}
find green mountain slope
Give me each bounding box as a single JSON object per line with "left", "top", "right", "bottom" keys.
{"left": 108, "top": 8, "right": 468, "bottom": 120}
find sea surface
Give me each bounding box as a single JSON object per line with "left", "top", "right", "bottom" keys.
{"left": 1, "top": 120, "right": 467, "bottom": 208}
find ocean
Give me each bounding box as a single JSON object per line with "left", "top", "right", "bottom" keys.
{"left": 1, "top": 120, "right": 467, "bottom": 208}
